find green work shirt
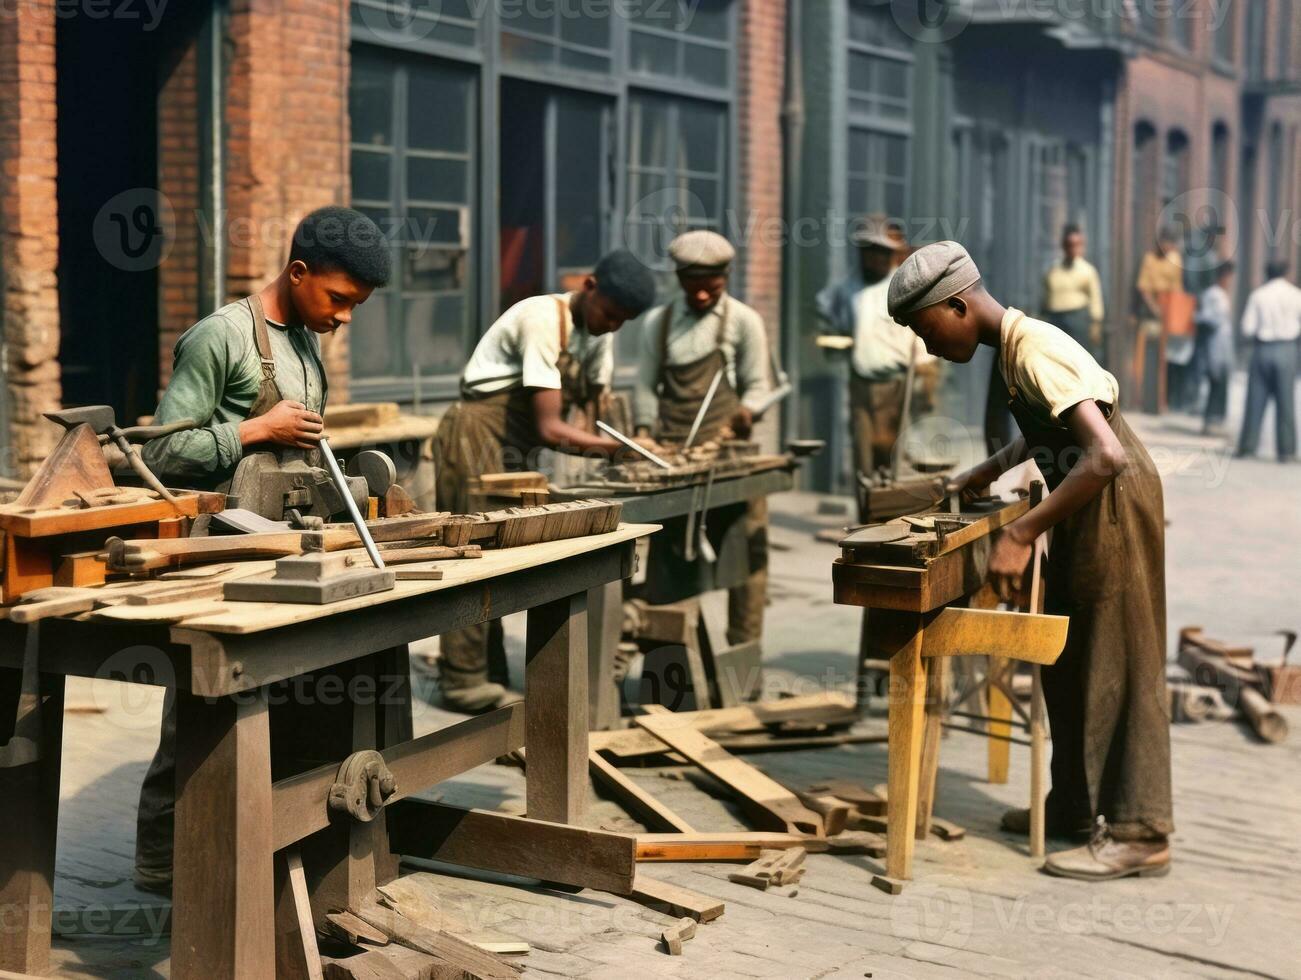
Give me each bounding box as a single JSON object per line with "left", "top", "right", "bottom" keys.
{"left": 142, "top": 300, "right": 328, "bottom": 488}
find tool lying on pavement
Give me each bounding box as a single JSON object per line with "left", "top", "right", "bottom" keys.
{"left": 1177, "top": 626, "right": 1291, "bottom": 742}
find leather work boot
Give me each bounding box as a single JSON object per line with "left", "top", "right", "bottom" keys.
{"left": 1000, "top": 807, "right": 1092, "bottom": 840}
{"left": 1043, "top": 817, "right": 1171, "bottom": 881}
{"left": 440, "top": 682, "right": 523, "bottom": 715}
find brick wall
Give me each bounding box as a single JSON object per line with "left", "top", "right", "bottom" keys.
{"left": 737, "top": 0, "right": 786, "bottom": 350}
{"left": 225, "top": 0, "right": 352, "bottom": 402}
{"left": 157, "top": 37, "right": 202, "bottom": 390}
{"left": 0, "top": 0, "right": 60, "bottom": 478}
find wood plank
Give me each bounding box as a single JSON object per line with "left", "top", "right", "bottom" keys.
{"left": 281, "top": 850, "right": 325, "bottom": 980}
{"left": 635, "top": 832, "right": 810, "bottom": 862}
{"left": 916, "top": 657, "right": 947, "bottom": 840}
{"left": 272, "top": 703, "right": 526, "bottom": 851}
{"left": 633, "top": 712, "right": 823, "bottom": 836}
{"left": 0, "top": 492, "right": 202, "bottom": 537}
{"left": 626, "top": 874, "right": 725, "bottom": 922}
{"left": 171, "top": 689, "right": 276, "bottom": 980}
{"left": 988, "top": 657, "right": 1012, "bottom": 784}
{"left": 352, "top": 901, "right": 520, "bottom": 979}
{"left": 869, "top": 609, "right": 926, "bottom": 880}
{"left": 0, "top": 664, "right": 63, "bottom": 975}
{"left": 588, "top": 750, "right": 695, "bottom": 833}
{"left": 920, "top": 607, "right": 1068, "bottom": 665}
{"left": 386, "top": 800, "right": 637, "bottom": 895}
{"left": 525, "top": 592, "right": 588, "bottom": 825}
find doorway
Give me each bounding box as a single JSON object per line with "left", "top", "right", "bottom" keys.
{"left": 498, "top": 81, "right": 613, "bottom": 314}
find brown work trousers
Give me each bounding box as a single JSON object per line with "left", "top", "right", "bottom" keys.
{"left": 1019, "top": 405, "right": 1174, "bottom": 842}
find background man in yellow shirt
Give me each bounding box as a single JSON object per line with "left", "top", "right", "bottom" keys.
{"left": 1041, "top": 224, "right": 1105, "bottom": 363}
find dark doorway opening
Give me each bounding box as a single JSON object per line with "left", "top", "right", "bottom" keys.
{"left": 56, "top": 6, "right": 209, "bottom": 424}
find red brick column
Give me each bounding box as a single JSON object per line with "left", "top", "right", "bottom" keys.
{"left": 0, "top": 0, "right": 60, "bottom": 478}
{"left": 225, "top": 0, "right": 352, "bottom": 402}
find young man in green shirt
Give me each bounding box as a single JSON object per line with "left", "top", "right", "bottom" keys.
{"left": 142, "top": 205, "right": 391, "bottom": 488}
{"left": 134, "top": 206, "right": 391, "bottom": 893}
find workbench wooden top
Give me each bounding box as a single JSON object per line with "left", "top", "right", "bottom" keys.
{"left": 158, "top": 523, "right": 657, "bottom": 635}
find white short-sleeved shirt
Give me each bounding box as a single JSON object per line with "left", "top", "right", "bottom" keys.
{"left": 999, "top": 307, "right": 1118, "bottom": 426}
{"left": 852, "top": 270, "right": 935, "bottom": 380}
{"left": 461, "top": 293, "right": 614, "bottom": 395}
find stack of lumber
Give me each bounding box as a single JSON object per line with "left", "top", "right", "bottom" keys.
{"left": 1177, "top": 626, "right": 1291, "bottom": 743}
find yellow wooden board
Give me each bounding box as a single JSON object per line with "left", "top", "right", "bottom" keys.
{"left": 919, "top": 607, "right": 1068, "bottom": 665}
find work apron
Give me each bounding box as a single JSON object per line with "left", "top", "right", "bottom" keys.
{"left": 434, "top": 297, "right": 592, "bottom": 688}
{"left": 135, "top": 294, "right": 329, "bottom": 886}
{"left": 649, "top": 299, "right": 768, "bottom": 645}
{"left": 1005, "top": 321, "right": 1173, "bottom": 841}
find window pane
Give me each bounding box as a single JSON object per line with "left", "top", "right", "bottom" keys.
{"left": 560, "top": 10, "right": 611, "bottom": 49}
{"left": 407, "top": 206, "right": 468, "bottom": 246}
{"left": 849, "top": 0, "right": 908, "bottom": 49}
{"left": 560, "top": 48, "right": 612, "bottom": 73}
{"left": 406, "top": 156, "right": 468, "bottom": 203}
{"left": 629, "top": 99, "right": 670, "bottom": 167}
{"left": 630, "top": 30, "right": 678, "bottom": 76}
{"left": 688, "top": 176, "right": 721, "bottom": 222}
{"left": 687, "top": 0, "right": 731, "bottom": 40}
{"left": 848, "top": 51, "right": 873, "bottom": 95}
{"left": 350, "top": 58, "right": 393, "bottom": 146}
{"left": 407, "top": 66, "right": 470, "bottom": 152}
{"left": 404, "top": 293, "right": 467, "bottom": 373}
{"left": 678, "top": 101, "right": 723, "bottom": 173}
{"left": 501, "top": 31, "right": 556, "bottom": 65}
{"left": 405, "top": 245, "right": 466, "bottom": 292}
{"left": 555, "top": 98, "right": 605, "bottom": 270}
{"left": 501, "top": 4, "right": 554, "bottom": 38}
{"left": 349, "top": 289, "right": 391, "bottom": 378}
{"left": 352, "top": 149, "right": 390, "bottom": 202}
{"left": 683, "top": 41, "right": 728, "bottom": 88}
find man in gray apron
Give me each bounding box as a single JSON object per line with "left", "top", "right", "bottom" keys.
{"left": 633, "top": 231, "right": 774, "bottom": 647}
{"left": 434, "top": 249, "right": 657, "bottom": 713}
{"left": 133, "top": 206, "right": 392, "bottom": 892}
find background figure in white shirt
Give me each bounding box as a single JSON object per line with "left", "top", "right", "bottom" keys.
{"left": 1193, "top": 260, "right": 1235, "bottom": 435}
{"left": 1235, "top": 260, "right": 1301, "bottom": 462}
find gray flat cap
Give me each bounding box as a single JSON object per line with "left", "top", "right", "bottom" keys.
{"left": 669, "top": 230, "right": 735, "bottom": 273}
{"left": 850, "top": 214, "right": 904, "bottom": 251}
{"left": 887, "top": 241, "right": 981, "bottom": 317}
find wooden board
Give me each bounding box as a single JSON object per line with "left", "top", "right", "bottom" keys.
{"left": 919, "top": 607, "right": 1068, "bottom": 666}
{"left": 588, "top": 751, "right": 695, "bottom": 833}
{"left": 386, "top": 801, "right": 637, "bottom": 895}
{"left": 0, "top": 492, "right": 204, "bottom": 538}
{"left": 633, "top": 713, "right": 824, "bottom": 835}
{"left": 634, "top": 832, "right": 810, "bottom": 862}
{"left": 626, "top": 874, "right": 724, "bottom": 922}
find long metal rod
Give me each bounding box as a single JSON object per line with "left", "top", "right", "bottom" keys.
{"left": 596, "top": 420, "right": 672, "bottom": 469}
{"left": 751, "top": 380, "right": 792, "bottom": 417}
{"left": 683, "top": 367, "right": 725, "bottom": 450}
{"left": 318, "top": 437, "right": 385, "bottom": 569}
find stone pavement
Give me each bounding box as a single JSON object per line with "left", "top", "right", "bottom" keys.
{"left": 33, "top": 380, "right": 1301, "bottom": 978}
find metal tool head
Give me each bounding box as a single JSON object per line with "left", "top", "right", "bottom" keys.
{"left": 346, "top": 449, "right": 398, "bottom": 498}
{"left": 44, "top": 406, "right": 117, "bottom": 434}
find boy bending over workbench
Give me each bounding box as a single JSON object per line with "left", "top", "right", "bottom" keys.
{"left": 887, "top": 241, "right": 1172, "bottom": 881}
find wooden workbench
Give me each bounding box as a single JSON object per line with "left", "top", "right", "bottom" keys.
{"left": 0, "top": 524, "right": 653, "bottom": 979}
{"left": 554, "top": 462, "right": 798, "bottom": 726}
{"left": 831, "top": 497, "right": 1066, "bottom": 885}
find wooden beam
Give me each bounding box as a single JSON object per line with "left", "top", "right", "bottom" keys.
{"left": 387, "top": 800, "right": 636, "bottom": 895}
{"left": 272, "top": 704, "right": 526, "bottom": 851}
{"left": 626, "top": 875, "right": 725, "bottom": 922}
{"left": 525, "top": 592, "right": 588, "bottom": 824}
{"left": 352, "top": 902, "right": 520, "bottom": 980}
{"left": 635, "top": 832, "right": 810, "bottom": 862}
{"left": 919, "top": 607, "right": 1067, "bottom": 665}
{"left": 633, "top": 713, "right": 824, "bottom": 835}
{"left": 588, "top": 751, "right": 695, "bottom": 833}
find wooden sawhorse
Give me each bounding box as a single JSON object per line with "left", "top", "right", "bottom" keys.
{"left": 832, "top": 496, "right": 1066, "bottom": 886}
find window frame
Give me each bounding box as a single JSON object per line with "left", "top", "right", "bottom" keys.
{"left": 349, "top": 0, "right": 739, "bottom": 400}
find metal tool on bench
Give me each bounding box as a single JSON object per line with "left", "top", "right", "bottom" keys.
{"left": 223, "top": 530, "right": 395, "bottom": 604}
{"left": 220, "top": 448, "right": 379, "bottom": 523}
{"left": 319, "top": 435, "right": 385, "bottom": 570}
{"left": 682, "top": 367, "right": 725, "bottom": 451}
{"left": 43, "top": 406, "right": 197, "bottom": 506}
{"left": 596, "top": 420, "right": 672, "bottom": 469}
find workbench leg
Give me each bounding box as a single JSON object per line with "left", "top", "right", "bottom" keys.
{"left": 872, "top": 610, "right": 926, "bottom": 881}
{"left": 526, "top": 591, "right": 589, "bottom": 824}
{"left": 915, "top": 657, "right": 947, "bottom": 840}
{"left": 987, "top": 656, "right": 1012, "bottom": 784}
{"left": 0, "top": 659, "right": 63, "bottom": 975}
{"left": 173, "top": 688, "right": 275, "bottom": 980}
{"left": 587, "top": 580, "right": 624, "bottom": 731}
{"left": 1029, "top": 665, "right": 1047, "bottom": 858}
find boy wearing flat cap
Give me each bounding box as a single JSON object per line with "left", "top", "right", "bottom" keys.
{"left": 434, "top": 248, "right": 657, "bottom": 713}
{"left": 889, "top": 241, "right": 1172, "bottom": 882}
{"left": 634, "top": 229, "right": 775, "bottom": 646}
